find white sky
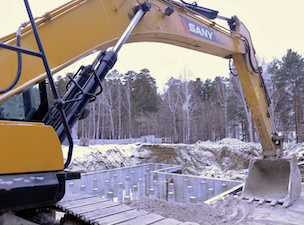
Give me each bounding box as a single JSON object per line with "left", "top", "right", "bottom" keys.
{"left": 1, "top": 0, "right": 304, "bottom": 92}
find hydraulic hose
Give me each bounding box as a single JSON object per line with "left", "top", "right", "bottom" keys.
{"left": 0, "top": 25, "right": 24, "bottom": 94}
{"left": 243, "top": 36, "right": 261, "bottom": 74}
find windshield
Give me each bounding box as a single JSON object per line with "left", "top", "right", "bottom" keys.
{"left": 0, "top": 83, "right": 48, "bottom": 121}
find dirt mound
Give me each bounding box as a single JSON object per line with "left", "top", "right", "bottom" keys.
{"left": 139, "top": 138, "right": 262, "bottom": 180}
{"left": 124, "top": 190, "right": 304, "bottom": 225}
{"left": 124, "top": 197, "right": 226, "bottom": 224}
{"left": 63, "top": 138, "right": 263, "bottom": 180}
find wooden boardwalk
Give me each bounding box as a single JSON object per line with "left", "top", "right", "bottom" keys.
{"left": 56, "top": 192, "right": 197, "bottom": 225}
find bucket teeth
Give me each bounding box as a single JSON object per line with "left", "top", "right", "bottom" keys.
{"left": 270, "top": 199, "right": 278, "bottom": 206}
{"left": 242, "top": 197, "right": 280, "bottom": 206}
{"left": 247, "top": 198, "right": 254, "bottom": 203}
{"left": 283, "top": 200, "right": 292, "bottom": 208}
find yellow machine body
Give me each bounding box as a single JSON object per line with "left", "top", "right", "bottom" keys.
{"left": 0, "top": 121, "right": 63, "bottom": 174}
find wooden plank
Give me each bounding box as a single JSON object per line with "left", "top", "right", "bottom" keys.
{"left": 59, "top": 192, "right": 96, "bottom": 202}
{"left": 72, "top": 202, "right": 121, "bottom": 215}
{"left": 57, "top": 193, "right": 184, "bottom": 225}
{"left": 118, "top": 213, "right": 165, "bottom": 225}
{"left": 65, "top": 202, "right": 121, "bottom": 219}
{"left": 59, "top": 197, "right": 105, "bottom": 209}
{"left": 94, "top": 209, "right": 149, "bottom": 224}
{"left": 152, "top": 218, "right": 181, "bottom": 225}
{"left": 83, "top": 204, "right": 133, "bottom": 220}
{"left": 61, "top": 198, "right": 109, "bottom": 209}
{"left": 57, "top": 192, "right": 96, "bottom": 203}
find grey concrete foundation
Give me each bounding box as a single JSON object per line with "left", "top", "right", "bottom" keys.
{"left": 66, "top": 163, "right": 242, "bottom": 204}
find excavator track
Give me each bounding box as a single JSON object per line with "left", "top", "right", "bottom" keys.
{"left": 56, "top": 192, "right": 193, "bottom": 225}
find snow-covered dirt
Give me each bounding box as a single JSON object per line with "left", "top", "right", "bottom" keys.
{"left": 63, "top": 138, "right": 265, "bottom": 181}
{"left": 63, "top": 138, "right": 304, "bottom": 180}
{"left": 62, "top": 143, "right": 144, "bottom": 173}
{"left": 125, "top": 188, "right": 304, "bottom": 225}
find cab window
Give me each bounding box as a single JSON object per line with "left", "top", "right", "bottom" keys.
{"left": 0, "top": 82, "right": 48, "bottom": 121}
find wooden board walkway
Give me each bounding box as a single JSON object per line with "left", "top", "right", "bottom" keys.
{"left": 56, "top": 192, "right": 198, "bottom": 225}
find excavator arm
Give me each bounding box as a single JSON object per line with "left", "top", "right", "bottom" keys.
{"left": 0, "top": 0, "right": 272, "bottom": 152}
{"left": 0, "top": 0, "right": 301, "bottom": 211}
{"left": 0, "top": 0, "right": 246, "bottom": 100}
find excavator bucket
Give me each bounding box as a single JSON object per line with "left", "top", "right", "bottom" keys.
{"left": 242, "top": 155, "right": 302, "bottom": 207}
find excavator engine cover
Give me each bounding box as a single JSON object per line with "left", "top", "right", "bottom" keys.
{"left": 242, "top": 155, "right": 301, "bottom": 207}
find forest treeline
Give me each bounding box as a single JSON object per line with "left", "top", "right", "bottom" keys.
{"left": 54, "top": 49, "right": 304, "bottom": 144}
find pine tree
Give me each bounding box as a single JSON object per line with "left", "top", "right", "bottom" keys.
{"left": 269, "top": 49, "right": 304, "bottom": 142}
{"left": 132, "top": 69, "right": 158, "bottom": 116}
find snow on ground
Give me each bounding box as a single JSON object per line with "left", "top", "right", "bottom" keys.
{"left": 62, "top": 143, "right": 146, "bottom": 173}
{"left": 285, "top": 141, "right": 304, "bottom": 159}
{"left": 62, "top": 138, "right": 303, "bottom": 180}
{"left": 62, "top": 137, "right": 300, "bottom": 181}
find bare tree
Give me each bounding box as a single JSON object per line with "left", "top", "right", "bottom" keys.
{"left": 113, "top": 71, "right": 123, "bottom": 139}
{"left": 95, "top": 95, "right": 101, "bottom": 139}
{"left": 231, "top": 75, "right": 253, "bottom": 142}
{"left": 100, "top": 80, "right": 117, "bottom": 138}
{"left": 164, "top": 78, "right": 180, "bottom": 142}
{"left": 214, "top": 77, "right": 228, "bottom": 138}
{"left": 123, "top": 70, "right": 136, "bottom": 138}
{"left": 179, "top": 68, "right": 194, "bottom": 143}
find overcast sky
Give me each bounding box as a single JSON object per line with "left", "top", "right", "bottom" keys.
{"left": 1, "top": 0, "right": 303, "bottom": 91}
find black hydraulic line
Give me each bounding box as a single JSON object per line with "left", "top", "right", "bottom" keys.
{"left": 260, "top": 74, "right": 271, "bottom": 107}
{"left": 0, "top": 26, "right": 23, "bottom": 94}
{"left": 243, "top": 37, "right": 261, "bottom": 74}
{"left": 229, "top": 58, "right": 238, "bottom": 76}
{"left": 179, "top": 0, "right": 218, "bottom": 20}
{"left": 241, "top": 37, "right": 271, "bottom": 106}
{"left": 23, "top": 0, "right": 74, "bottom": 168}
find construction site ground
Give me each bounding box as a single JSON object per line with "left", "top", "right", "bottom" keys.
{"left": 54, "top": 186, "right": 304, "bottom": 225}
{"left": 124, "top": 184, "right": 304, "bottom": 225}
{"left": 60, "top": 138, "right": 304, "bottom": 224}
{"left": 56, "top": 186, "right": 304, "bottom": 225}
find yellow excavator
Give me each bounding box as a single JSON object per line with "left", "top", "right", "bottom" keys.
{"left": 0, "top": 0, "right": 301, "bottom": 216}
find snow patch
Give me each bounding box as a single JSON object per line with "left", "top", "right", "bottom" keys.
{"left": 63, "top": 138, "right": 263, "bottom": 181}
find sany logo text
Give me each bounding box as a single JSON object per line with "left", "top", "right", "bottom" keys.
{"left": 188, "top": 23, "right": 213, "bottom": 40}
{"left": 179, "top": 15, "right": 223, "bottom": 45}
